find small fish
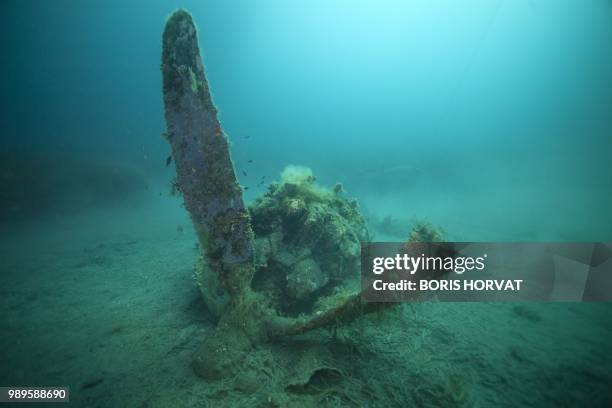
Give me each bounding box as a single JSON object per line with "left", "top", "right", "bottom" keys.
{"left": 165, "top": 155, "right": 172, "bottom": 166}
{"left": 244, "top": 186, "right": 249, "bottom": 190}
{"left": 244, "top": 135, "right": 250, "bottom": 139}
{"left": 261, "top": 175, "right": 266, "bottom": 179}
{"left": 258, "top": 180, "right": 265, "bottom": 185}
{"left": 242, "top": 170, "right": 247, "bottom": 177}
{"left": 248, "top": 160, "right": 253, "bottom": 163}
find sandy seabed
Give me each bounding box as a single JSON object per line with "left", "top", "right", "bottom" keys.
{"left": 1, "top": 192, "right": 611, "bottom": 407}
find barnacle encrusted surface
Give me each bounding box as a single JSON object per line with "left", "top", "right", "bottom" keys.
{"left": 249, "top": 166, "right": 368, "bottom": 316}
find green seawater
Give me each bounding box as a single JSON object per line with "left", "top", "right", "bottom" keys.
{"left": 1, "top": 0, "right": 611, "bottom": 406}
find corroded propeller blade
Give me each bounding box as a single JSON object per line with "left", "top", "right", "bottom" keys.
{"left": 161, "top": 10, "right": 254, "bottom": 295}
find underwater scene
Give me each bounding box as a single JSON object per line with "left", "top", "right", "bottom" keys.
{"left": 1, "top": 0, "right": 612, "bottom": 407}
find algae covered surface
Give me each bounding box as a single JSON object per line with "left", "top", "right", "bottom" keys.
{"left": 195, "top": 165, "right": 367, "bottom": 317}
